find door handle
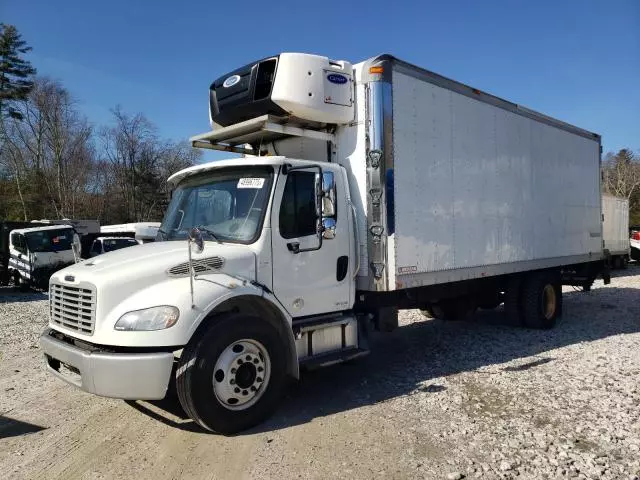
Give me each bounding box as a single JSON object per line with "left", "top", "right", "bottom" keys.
{"left": 287, "top": 242, "right": 300, "bottom": 254}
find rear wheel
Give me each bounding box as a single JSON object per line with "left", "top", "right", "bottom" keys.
{"left": 521, "top": 272, "right": 562, "bottom": 329}
{"left": 176, "top": 314, "right": 288, "bottom": 434}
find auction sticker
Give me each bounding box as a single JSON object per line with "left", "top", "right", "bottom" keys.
{"left": 238, "top": 178, "right": 265, "bottom": 189}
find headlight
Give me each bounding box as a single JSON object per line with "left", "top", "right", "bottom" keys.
{"left": 115, "top": 306, "right": 179, "bottom": 331}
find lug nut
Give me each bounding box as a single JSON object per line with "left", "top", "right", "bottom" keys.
{"left": 257, "top": 367, "right": 264, "bottom": 372}
{"left": 231, "top": 368, "right": 236, "bottom": 374}
{"left": 256, "top": 377, "right": 262, "bottom": 383}
{"left": 230, "top": 379, "right": 235, "bottom": 385}
{"left": 242, "top": 390, "right": 248, "bottom": 396}
{"left": 234, "top": 387, "right": 240, "bottom": 393}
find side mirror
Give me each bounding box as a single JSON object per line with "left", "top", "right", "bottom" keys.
{"left": 322, "top": 218, "right": 336, "bottom": 239}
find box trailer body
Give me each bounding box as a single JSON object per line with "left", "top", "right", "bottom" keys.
{"left": 41, "top": 52, "right": 609, "bottom": 434}
{"left": 601, "top": 194, "right": 630, "bottom": 267}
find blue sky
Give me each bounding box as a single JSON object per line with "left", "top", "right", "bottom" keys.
{"left": 4, "top": 0, "right": 639, "bottom": 162}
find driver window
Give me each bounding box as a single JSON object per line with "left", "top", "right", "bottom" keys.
{"left": 11, "top": 233, "right": 25, "bottom": 254}
{"left": 279, "top": 171, "right": 317, "bottom": 239}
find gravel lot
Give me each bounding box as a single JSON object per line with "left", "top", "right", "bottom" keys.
{"left": 1, "top": 266, "right": 639, "bottom": 480}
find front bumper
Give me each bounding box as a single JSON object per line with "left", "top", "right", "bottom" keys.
{"left": 40, "top": 329, "right": 174, "bottom": 400}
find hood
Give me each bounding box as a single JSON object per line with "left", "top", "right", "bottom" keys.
{"left": 50, "top": 240, "right": 257, "bottom": 291}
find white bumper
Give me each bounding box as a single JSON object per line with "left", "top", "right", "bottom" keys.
{"left": 40, "top": 329, "right": 174, "bottom": 400}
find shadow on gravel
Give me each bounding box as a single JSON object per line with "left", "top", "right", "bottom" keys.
{"left": 0, "top": 287, "right": 47, "bottom": 303}
{"left": 129, "top": 286, "right": 640, "bottom": 435}
{"left": 0, "top": 415, "right": 47, "bottom": 439}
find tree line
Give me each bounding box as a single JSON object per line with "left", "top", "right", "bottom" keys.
{"left": 0, "top": 24, "right": 201, "bottom": 223}
{"left": 0, "top": 24, "right": 638, "bottom": 226}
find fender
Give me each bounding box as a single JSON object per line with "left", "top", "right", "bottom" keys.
{"left": 188, "top": 279, "right": 299, "bottom": 379}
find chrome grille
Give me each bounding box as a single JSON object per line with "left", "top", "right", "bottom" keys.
{"left": 49, "top": 282, "right": 96, "bottom": 335}
{"left": 167, "top": 256, "right": 225, "bottom": 277}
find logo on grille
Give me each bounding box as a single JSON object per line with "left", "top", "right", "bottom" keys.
{"left": 65, "top": 275, "right": 75, "bottom": 282}
{"left": 223, "top": 75, "right": 241, "bottom": 88}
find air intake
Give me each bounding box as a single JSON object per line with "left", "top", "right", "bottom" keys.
{"left": 167, "top": 257, "right": 225, "bottom": 277}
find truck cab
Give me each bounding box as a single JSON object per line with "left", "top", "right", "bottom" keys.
{"left": 8, "top": 225, "right": 78, "bottom": 289}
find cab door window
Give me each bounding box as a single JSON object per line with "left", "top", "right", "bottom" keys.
{"left": 11, "top": 233, "right": 26, "bottom": 254}
{"left": 279, "top": 171, "right": 317, "bottom": 239}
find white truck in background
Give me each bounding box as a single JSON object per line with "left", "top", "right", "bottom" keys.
{"left": 100, "top": 222, "right": 161, "bottom": 243}
{"left": 40, "top": 53, "right": 609, "bottom": 434}
{"left": 5, "top": 224, "right": 79, "bottom": 289}
{"left": 601, "top": 194, "right": 630, "bottom": 269}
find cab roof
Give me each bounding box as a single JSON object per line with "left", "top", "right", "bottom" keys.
{"left": 167, "top": 156, "right": 320, "bottom": 186}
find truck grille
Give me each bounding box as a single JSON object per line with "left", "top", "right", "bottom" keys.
{"left": 49, "top": 282, "right": 96, "bottom": 335}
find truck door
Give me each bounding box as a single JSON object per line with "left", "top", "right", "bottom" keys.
{"left": 271, "top": 166, "right": 354, "bottom": 317}
{"left": 9, "top": 233, "right": 30, "bottom": 281}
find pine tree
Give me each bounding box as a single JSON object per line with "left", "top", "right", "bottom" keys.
{"left": 0, "top": 24, "right": 36, "bottom": 120}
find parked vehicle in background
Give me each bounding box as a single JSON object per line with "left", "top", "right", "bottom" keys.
{"left": 31, "top": 219, "right": 100, "bottom": 236}
{"left": 41, "top": 52, "right": 610, "bottom": 434}
{"left": 4, "top": 225, "right": 78, "bottom": 289}
{"left": 89, "top": 237, "right": 140, "bottom": 257}
{"left": 630, "top": 227, "right": 640, "bottom": 262}
{"left": 100, "top": 222, "right": 160, "bottom": 243}
{"left": 0, "top": 221, "right": 33, "bottom": 285}
{"left": 602, "top": 195, "right": 630, "bottom": 269}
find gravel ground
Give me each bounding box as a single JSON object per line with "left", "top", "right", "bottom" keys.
{"left": 1, "top": 266, "right": 639, "bottom": 480}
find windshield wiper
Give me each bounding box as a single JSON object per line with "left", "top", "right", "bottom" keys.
{"left": 195, "top": 225, "right": 221, "bottom": 243}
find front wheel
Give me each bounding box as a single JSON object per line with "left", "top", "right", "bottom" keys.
{"left": 176, "top": 314, "right": 288, "bottom": 434}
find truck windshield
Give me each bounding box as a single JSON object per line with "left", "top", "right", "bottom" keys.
{"left": 103, "top": 238, "right": 139, "bottom": 252}
{"left": 25, "top": 228, "right": 75, "bottom": 253}
{"left": 160, "top": 168, "right": 273, "bottom": 244}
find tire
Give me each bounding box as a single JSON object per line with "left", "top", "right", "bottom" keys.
{"left": 521, "top": 272, "right": 562, "bottom": 330}
{"left": 176, "top": 314, "right": 288, "bottom": 434}
{"left": 612, "top": 256, "right": 622, "bottom": 270}
{"left": 13, "top": 271, "right": 29, "bottom": 292}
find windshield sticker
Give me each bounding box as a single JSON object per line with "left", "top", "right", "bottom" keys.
{"left": 238, "top": 178, "right": 265, "bottom": 189}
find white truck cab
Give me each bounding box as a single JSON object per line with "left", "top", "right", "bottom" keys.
{"left": 89, "top": 236, "right": 140, "bottom": 257}
{"left": 8, "top": 224, "right": 78, "bottom": 289}
{"left": 41, "top": 52, "right": 608, "bottom": 434}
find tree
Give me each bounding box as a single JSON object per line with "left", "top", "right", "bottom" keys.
{"left": 0, "top": 24, "right": 36, "bottom": 120}
{"left": 602, "top": 148, "right": 640, "bottom": 225}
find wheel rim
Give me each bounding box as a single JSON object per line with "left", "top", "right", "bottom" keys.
{"left": 542, "top": 284, "right": 557, "bottom": 320}
{"left": 212, "top": 339, "right": 271, "bottom": 411}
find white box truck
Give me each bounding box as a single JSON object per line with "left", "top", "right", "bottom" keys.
{"left": 601, "top": 194, "right": 630, "bottom": 268}
{"left": 40, "top": 53, "right": 609, "bottom": 434}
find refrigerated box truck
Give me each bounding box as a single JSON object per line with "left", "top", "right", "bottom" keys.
{"left": 41, "top": 53, "right": 609, "bottom": 434}
{"left": 601, "top": 194, "right": 630, "bottom": 268}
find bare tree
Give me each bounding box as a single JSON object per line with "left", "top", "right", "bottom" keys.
{"left": 603, "top": 149, "right": 640, "bottom": 199}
